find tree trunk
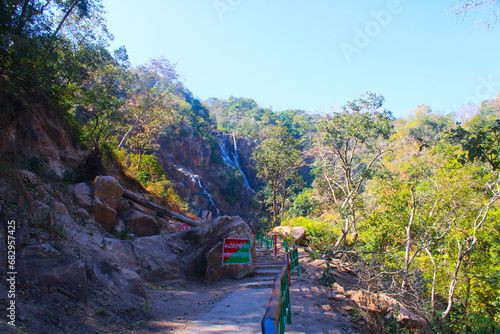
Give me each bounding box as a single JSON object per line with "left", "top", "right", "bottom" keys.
{"left": 442, "top": 188, "right": 498, "bottom": 319}
{"left": 333, "top": 217, "right": 349, "bottom": 249}
{"left": 464, "top": 270, "right": 472, "bottom": 334}
{"left": 402, "top": 188, "right": 416, "bottom": 290}
{"left": 46, "top": 0, "right": 79, "bottom": 53}
{"left": 425, "top": 247, "right": 437, "bottom": 316}
{"left": 442, "top": 242, "right": 465, "bottom": 319}
{"left": 122, "top": 189, "right": 200, "bottom": 227}
{"left": 272, "top": 187, "right": 279, "bottom": 227}
{"left": 15, "top": 0, "right": 31, "bottom": 34}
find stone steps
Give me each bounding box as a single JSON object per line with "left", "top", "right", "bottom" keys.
{"left": 237, "top": 246, "right": 290, "bottom": 289}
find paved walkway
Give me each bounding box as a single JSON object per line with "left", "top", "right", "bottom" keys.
{"left": 145, "top": 247, "right": 359, "bottom": 334}
{"left": 179, "top": 288, "right": 271, "bottom": 333}
{"left": 178, "top": 247, "right": 281, "bottom": 333}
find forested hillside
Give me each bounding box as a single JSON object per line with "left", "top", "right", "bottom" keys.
{"left": 209, "top": 93, "right": 500, "bottom": 332}
{"left": 1, "top": 1, "right": 500, "bottom": 333}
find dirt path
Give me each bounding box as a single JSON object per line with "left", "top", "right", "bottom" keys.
{"left": 134, "top": 248, "right": 361, "bottom": 334}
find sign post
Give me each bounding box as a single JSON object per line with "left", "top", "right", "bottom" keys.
{"left": 222, "top": 238, "right": 251, "bottom": 265}
{"left": 178, "top": 224, "right": 192, "bottom": 232}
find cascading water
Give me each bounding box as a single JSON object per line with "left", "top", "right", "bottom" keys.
{"left": 218, "top": 138, "right": 236, "bottom": 168}
{"left": 178, "top": 167, "right": 220, "bottom": 218}
{"left": 196, "top": 178, "right": 220, "bottom": 217}
{"left": 232, "top": 136, "right": 251, "bottom": 188}
{"left": 218, "top": 135, "right": 251, "bottom": 189}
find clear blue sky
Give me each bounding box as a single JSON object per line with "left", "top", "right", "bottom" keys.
{"left": 101, "top": 0, "right": 500, "bottom": 118}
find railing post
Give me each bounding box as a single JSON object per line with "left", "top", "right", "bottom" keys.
{"left": 287, "top": 253, "right": 291, "bottom": 286}
{"left": 296, "top": 249, "right": 300, "bottom": 277}
{"left": 274, "top": 235, "right": 277, "bottom": 256}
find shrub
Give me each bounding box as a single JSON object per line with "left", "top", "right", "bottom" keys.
{"left": 282, "top": 216, "right": 339, "bottom": 250}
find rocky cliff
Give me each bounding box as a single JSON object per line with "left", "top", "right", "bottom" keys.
{"left": 153, "top": 125, "right": 263, "bottom": 226}
{"left": 0, "top": 93, "right": 258, "bottom": 333}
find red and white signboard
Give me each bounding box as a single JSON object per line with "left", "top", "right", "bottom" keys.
{"left": 178, "top": 223, "right": 192, "bottom": 232}
{"left": 222, "top": 238, "right": 251, "bottom": 265}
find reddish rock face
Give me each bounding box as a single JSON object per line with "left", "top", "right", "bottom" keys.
{"left": 158, "top": 126, "right": 212, "bottom": 170}
{"left": 216, "top": 131, "right": 260, "bottom": 190}
{"left": 154, "top": 129, "right": 260, "bottom": 224}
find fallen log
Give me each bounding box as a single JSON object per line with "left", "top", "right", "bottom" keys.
{"left": 122, "top": 189, "right": 200, "bottom": 227}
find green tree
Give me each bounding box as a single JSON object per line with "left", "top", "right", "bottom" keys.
{"left": 117, "top": 57, "right": 180, "bottom": 151}
{"left": 252, "top": 125, "right": 304, "bottom": 226}
{"left": 288, "top": 188, "right": 320, "bottom": 217}
{"left": 314, "top": 92, "right": 393, "bottom": 249}
{"left": 361, "top": 107, "right": 500, "bottom": 327}
{"left": 447, "top": 119, "right": 500, "bottom": 171}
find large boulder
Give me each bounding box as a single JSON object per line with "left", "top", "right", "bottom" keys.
{"left": 92, "top": 176, "right": 123, "bottom": 230}
{"left": 93, "top": 175, "right": 123, "bottom": 209}
{"left": 269, "top": 226, "right": 306, "bottom": 246}
{"left": 91, "top": 261, "right": 148, "bottom": 320}
{"left": 93, "top": 198, "right": 117, "bottom": 230}
{"left": 92, "top": 261, "right": 147, "bottom": 300}
{"left": 132, "top": 235, "right": 183, "bottom": 281}
{"left": 126, "top": 210, "right": 159, "bottom": 236}
{"left": 347, "top": 290, "right": 432, "bottom": 334}
{"left": 182, "top": 215, "right": 256, "bottom": 282}
{"left": 68, "top": 213, "right": 255, "bottom": 284}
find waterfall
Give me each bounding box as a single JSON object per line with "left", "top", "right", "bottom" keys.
{"left": 231, "top": 135, "right": 251, "bottom": 188}
{"left": 197, "top": 178, "right": 220, "bottom": 217}
{"left": 179, "top": 167, "right": 220, "bottom": 218}
{"left": 218, "top": 138, "right": 236, "bottom": 167}
{"left": 218, "top": 134, "right": 252, "bottom": 189}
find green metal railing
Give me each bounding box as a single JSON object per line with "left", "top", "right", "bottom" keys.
{"left": 256, "top": 231, "right": 278, "bottom": 255}
{"left": 288, "top": 247, "right": 300, "bottom": 277}
{"left": 261, "top": 246, "right": 300, "bottom": 334}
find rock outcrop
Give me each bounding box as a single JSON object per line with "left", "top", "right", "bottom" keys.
{"left": 347, "top": 290, "right": 432, "bottom": 334}
{"left": 17, "top": 244, "right": 90, "bottom": 302}
{"left": 0, "top": 92, "right": 259, "bottom": 332}
{"left": 269, "top": 226, "right": 307, "bottom": 246}
{"left": 73, "top": 182, "right": 92, "bottom": 211}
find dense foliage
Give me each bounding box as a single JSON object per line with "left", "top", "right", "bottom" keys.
{"left": 213, "top": 93, "right": 500, "bottom": 331}
{"left": 0, "top": 0, "right": 216, "bottom": 215}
